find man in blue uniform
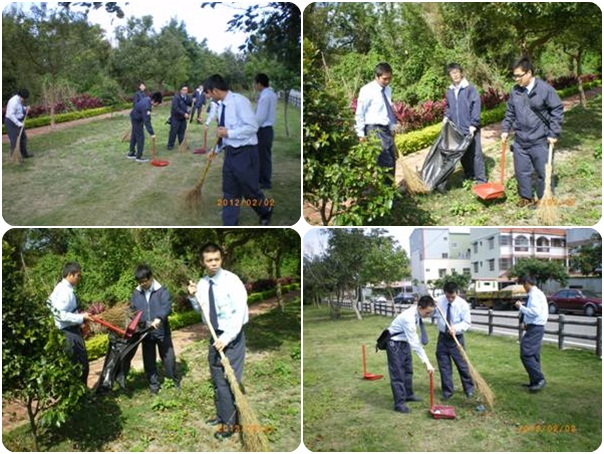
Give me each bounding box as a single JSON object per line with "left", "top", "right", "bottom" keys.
{"left": 127, "top": 91, "right": 162, "bottom": 163}
{"left": 515, "top": 275, "right": 548, "bottom": 392}
{"left": 501, "top": 57, "right": 564, "bottom": 207}
{"left": 204, "top": 74, "right": 273, "bottom": 226}
{"left": 254, "top": 73, "right": 278, "bottom": 189}
{"left": 129, "top": 264, "right": 179, "bottom": 394}
{"left": 434, "top": 282, "right": 475, "bottom": 400}
{"left": 190, "top": 84, "right": 206, "bottom": 124}
{"left": 386, "top": 295, "right": 436, "bottom": 413}
{"left": 5, "top": 89, "right": 31, "bottom": 160}
{"left": 187, "top": 242, "right": 249, "bottom": 440}
{"left": 444, "top": 63, "right": 486, "bottom": 184}
{"left": 167, "top": 84, "right": 192, "bottom": 150}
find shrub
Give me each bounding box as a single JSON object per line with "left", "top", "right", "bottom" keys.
{"left": 168, "top": 310, "right": 201, "bottom": 331}
{"left": 85, "top": 333, "right": 109, "bottom": 362}
{"left": 249, "top": 278, "right": 277, "bottom": 293}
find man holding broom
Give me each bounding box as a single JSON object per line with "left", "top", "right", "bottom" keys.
{"left": 187, "top": 242, "right": 249, "bottom": 440}
{"left": 127, "top": 91, "right": 163, "bottom": 163}
{"left": 203, "top": 74, "right": 273, "bottom": 226}
{"left": 501, "top": 57, "right": 563, "bottom": 208}
{"left": 5, "top": 88, "right": 32, "bottom": 160}
{"left": 167, "top": 84, "right": 192, "bottom": 150}
{"left": 433, "top": 282, "right": 475, "bottom": 400}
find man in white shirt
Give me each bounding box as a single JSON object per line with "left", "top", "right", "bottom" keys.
{"left": 187, "top": 242, "right": 249, "bottom": 440}
{"left": 254, "top": 73, "right": 278, "bottom": 189}
{"left": 204, "top": 74, "right": 273, "bottom": 226}
{"left": 515, "top": 275, "right": 549, "bottom": 392}
{"left": 355, "top": 62, "right": 398, "bottom": 183}
{"left": 386, "top": 295, "right": 435, "bottom": 413}
{"left": 47, "top": 262, "right": 92, "bottom": 385}
{"left": 434, "top": 282, "right": 474, "bottom": 400}
{"left": 4, "top": 89, "right": 32, "bottom": 160}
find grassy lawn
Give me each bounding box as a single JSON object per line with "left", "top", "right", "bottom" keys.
{"left": 368, "top": 96, "right": 602, "bottom": 226}
{"left": 303, "top": 306, "right": 601, "bottom": 452}
{"left": 3, "top": 300, "right": 301, "bottom": 452}
{"left": 2, "top": 100, "right": 301, "bottom": 226}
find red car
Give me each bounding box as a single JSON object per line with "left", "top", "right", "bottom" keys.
{"left": 547, "top": 289, "right": 602, "bottom": 317}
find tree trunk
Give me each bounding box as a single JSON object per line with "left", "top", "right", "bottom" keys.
{"left": 284, "top": 88, "right": 291, "bottom": 139}
{"left": 576, "top": 49, "right": 587, "bottom": 108}
{"left": 352, "top": 287, "right": 363, "bottom": 320}
{"left": 275, "top": 254, "right": 285, "bottom": 312}
{"left": 26, "top": 398, "right": 40, "bottom": 452}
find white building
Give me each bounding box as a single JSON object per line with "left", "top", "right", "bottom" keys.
{"left": 410, "top": 228, "right": 472, "bottom": 288}
{"left": 469, "top": 228, "right": 568, "bottom": 278}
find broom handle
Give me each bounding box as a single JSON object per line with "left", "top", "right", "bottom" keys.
{"left": 547, "top": 142, "right": 554, "bottom": 167}
{"left": 429, "top": 370, "right": 434, "bottom": 408}
{"left": 434, "top": 303, "right": 465, "bottom": 351}
{"left": 203, "top": 128, "right": 208, "bottom": 149}
{"left": 499, "top": 139, "right": 506, "bottom": 186}
{"left": 89, "top": 315, "right": 126, "bottom": 337}
{"left": 151, "top": 136, "right": 157, "bottom": 160}
{"left": 362, "top": 344, "right": 367, "bottom": 375}
{"left": 199, "top": 299, "right": 229, "bottom": 362}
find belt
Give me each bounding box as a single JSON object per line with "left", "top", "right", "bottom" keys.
{"left": 61, "top": 325, "right": 82, "bottom": 335}
{"left": 225, "top": 144, "right": 256, "bottom": 152}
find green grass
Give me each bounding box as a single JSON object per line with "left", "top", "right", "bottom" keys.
{"left": 368, "top": 96, "right": 602, "bottom": 226}
{"left": 303, "top": 305, "right": 601, "bottom": 451}
{"left": 2, "top": 101, "right": 301, "bottom": 226}
{"left": 3, "top": 299, "right": 301, "bottom": 452}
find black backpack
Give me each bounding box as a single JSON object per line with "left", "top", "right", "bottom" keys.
{"left": 376, "top": 329, "right": 404, "bottom": 352}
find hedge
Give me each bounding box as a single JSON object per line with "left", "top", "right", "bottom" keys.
{"left": 395, "top": 79, "right": 602, "bottom": 156}
{"left": 84, "top": 284, "right": 301, "bottom": 361}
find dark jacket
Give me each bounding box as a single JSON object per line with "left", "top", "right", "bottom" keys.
{"left": 445, "top": 84, "right": 481, "bottom": 134}
{"left": 130, "top": 281, "right": 172, "bottom": 336}
{"left": 133, "top": 90, "right": 146, "bottom": 107}
{"left": 130, "top": 97, "right": 154, "bottom": 135}
{"left": 171, "top": 93, "right": 192, "bottom": 120}
{"left": 193, "top": 89, "right": 206, "bottom": 109}
{"left": 502, "top": 78, "right": 563, "bottom": 147}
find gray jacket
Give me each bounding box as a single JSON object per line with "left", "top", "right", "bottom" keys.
{"left": 502, "top": 78, "right": 563, "bottom": 147}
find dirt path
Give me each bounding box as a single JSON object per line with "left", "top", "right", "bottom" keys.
{"left": 2, "top": 290, "right": 299, "bottom": 433}
{"left": 303, "top": 87, "right": 601, "bottom": 224}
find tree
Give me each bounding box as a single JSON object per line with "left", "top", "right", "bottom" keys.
{"left": 428, "top": 270, "right": 471, "bottom": 295}
{"left": 507, "top": 257, "right": 568, "bottom": 287}
{"left": 570, "top": 234, "right": 602, "bottom": 276}
{"left": 2, "top": 240, "right": 87, "bottom": 451}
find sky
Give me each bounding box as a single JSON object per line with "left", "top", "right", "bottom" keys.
{"left": 7, "top": 1, "right": 260, "bottom": 54}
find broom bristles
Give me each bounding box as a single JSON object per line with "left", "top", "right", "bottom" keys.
{"left": 536, "top": 163, "right": 558, "bottom": 225}
{"left": 401, "top": 162, "right": 428, "bottom": 195}
{"left": 98, "top": 303, "right": 134, "bottom": 328}
{"left": 457, "top": 345, "right": 495, "bottom": 410}
{"left": 185, "top": 188, "right": 203, "bottom": 213}
{"left": 221, "top": 356, "right": 270, "bottom": 452}
{"left": 121, "top": 128, "right": 131, "bottom": 142}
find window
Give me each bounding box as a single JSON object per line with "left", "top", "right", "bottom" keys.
{"left": 552, "top": 238, "right": 565, "bottom": 247}
{"left": 438, "top": 269, "right": 447, "bottom": 278}
{"left": 499, "top": 257, "right": 511, "bottom": 270}
{"left": 473, "top": 242, "right": 478, "bottom": 253}
{"left": 488, "top": 259, "right": 495, "bottom": 271}
{"left": 536, "top": 237, "right": 550, "bottom": 253}
{"left": 463, "top": 268, "right": 471, "bottom": 275}
{"left": 488, "top": 237, "right": 495, "bottom": 250}
{"left": 499, "top": 235, "right": 511, "bottom": 246}
{"left": 442, "top": 253, "right": 448, "bottom": 259}
{"left": 515, "top": 235, "right": 529, "bottom": 252}
{"left": 473, "top": 262, "right": 479, "bottom": 273}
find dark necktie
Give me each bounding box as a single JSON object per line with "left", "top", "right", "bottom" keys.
{"left": 520, "top": 293, "right": 529, "bottom": 325}
{"left": 217, "top": 104, "right": 226, "bottom": 147}
{"left": 446, "top": 303, "right": 453, "bottom": 329}
{"left": 208, "top": 280, "right": 219, "bottom": 332}
{"left": 417, "top": 316, "right": 429, "bottom": 345}
{"left": 381, "top": 87, "right": 396, "bottom": 126}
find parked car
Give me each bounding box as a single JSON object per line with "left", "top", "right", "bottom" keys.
{"left": 547, "top": 289, "right": 602, "bottom": 316}
{"left": 393, "top": 291, "right": 416, "bottom": 305}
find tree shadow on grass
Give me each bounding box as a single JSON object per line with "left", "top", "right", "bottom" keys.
{"left": 42, "top": 394, "right": 123, "bottom": 451}
{"left": 245, "top": 299, "right": 301, "bottom": 353}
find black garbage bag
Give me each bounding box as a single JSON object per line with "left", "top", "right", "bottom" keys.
{"left": 421, "top": 121, "right": 473, "bottom": 191}
{"left": 94, "top": 327, "right": 151, "bottom": 394}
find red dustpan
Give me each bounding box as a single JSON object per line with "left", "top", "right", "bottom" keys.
{"left": 429, "top": 370, "right": 456, "bottom": 419}
{"left": 473, "top": 140, "right": 507, "bottom": 200}
{"left": 150, "top": 137, "right": 169, "bottom": 167}
{"left": 193, "top": 128, "right": 207, "bottom": 154}
{"left": 362, "top": 345, "right": 383, "bottom": 380}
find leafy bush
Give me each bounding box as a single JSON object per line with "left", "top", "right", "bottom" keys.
{"left": 594, "top": 144, "right": 602, "bottom": 160}
{"left": 395, "top": 123, "right": 442, "bottom": 156}
{"left": 168, "top": 310, "right": 201, "bottom": 331}
{"left": 86, "top": 334, "right": 109, "bottom": 361}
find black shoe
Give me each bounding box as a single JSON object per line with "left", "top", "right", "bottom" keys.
{"left": 260, "top": 206, "right": 273, "bottom": 226}
{"left": 214, "top": 429, "right": 234, "bottom": 440}
{"left": 516, "top": 198, "right": 534, "bottom": 208}
{"left": 23, "top": 154, "right": 34, "bottom": 158}
{"left": 126, "top": 153, "right": 136, "bottom": 159}
{"left": 442, "top": 394, "right": 453, "bottom": 401}
{"left": 206, "top": 417, "right": 222, "bottom": 426}
{"left": 528, "top": 379, "right": 546, "bottom": 392}
{"left": 466, "top": 391, "right": 474, "bottom": 399}
{"left": 167, "top": 146, "right": 174, "bottom": 151}
{"left": 405, "top": 395, "right": 422, "bottom": 402}
{"left": 394, "top": 406, "right": 411, "bottom": 414}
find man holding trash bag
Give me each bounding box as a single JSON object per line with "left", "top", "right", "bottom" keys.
{"left": 443, "top": 63, "right": 487, "bottom": 184}
{"left": 501, "top": 57, "right": 563, "bottom": 207}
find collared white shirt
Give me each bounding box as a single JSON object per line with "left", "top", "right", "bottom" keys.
{"left": 256, "top": 86, "right": 278, "bottom": 127}
{"left": 525, "top": 77, "right": 536, "bottom": 95}
{"left": 519, "top": 286, "right": 549, "bottom": 326}
{"left": 6, "top": 94, "right": 26, "bottom": 127}
{"left": 434, "top": 295, "right": 472, "bottom": 334}
{"left": 387, "top": 305, "right": 429, "bottom": 364}
{"left": 48, "top": 278, "right": 84, "bottom": 330}
{"left": 136, "top": 279, "right": 162, "bottom": 304}
{"left": 191, "top": 268, "right": 249, "bottom": 346}
{"left": 221, "top": 91, "right": 259, "bottom": 148}
{"left": 205, "top": 100, "right": 220, "bottom": 127}
{"left": 355, "top": 80, "right": 395, "bottom": 137}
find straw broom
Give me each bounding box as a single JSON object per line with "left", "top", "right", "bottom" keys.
{"left": 435, "top": 304, "right": 495, "bottom": 410}
{"left": 121, "top": 128, "right": 131, "bottom": 142}
{"left": 401, "top": 159, "right": 428, "bottom": 195}
{"left": 197, "top": 290, "right": 270, "bottom": 452}
{"left": 179, "top": 119, "right": 190, "bottom": 153}
{"left": 536, "top": 142, "right": 558, "bottom": 225}
{"left": 11, "top": 113, "right": 28, "bottom": 164}
{"left": 185, "top": 144, "right": 217, "bottom": 213}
